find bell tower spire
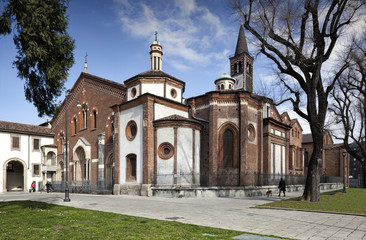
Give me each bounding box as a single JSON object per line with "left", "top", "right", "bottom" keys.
{"left": 150, "top": 31, "right": 163, "bottom": 71}
{"left": 230, "top": 24, "right": 253, "bottom": 92}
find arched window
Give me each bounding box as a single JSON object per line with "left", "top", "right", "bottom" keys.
{"left": 92, "top": 110, "right": 97, "bottom": 129}
{"left": 220, "top": 84, "right": 224, "bottom": 90}
{"left": 218, "top": 123, "right": 239, "bottom": 169}
{"left": 246, "top": 62, "right": 251, "bottom": 73}
{"left": 223, "top": 129, "right": 234, "bottom": 168}
{"left": 72, "top": 117, "right": 77, "bottom": 135}
{"left": 83, "top": 109, "right": 87, "bottom": 128}
{"left": 47, "top": 152, "right": 56, "bottom": 166}
{"left": 58, "top": 133, "right": 64, "bottom": 153}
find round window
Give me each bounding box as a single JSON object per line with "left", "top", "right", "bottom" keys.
{"left": 248, "top": 124, "right": 256, "bottom": 141}
{"left": 126, "top": 121, "right": 137, "bottom": 141}
{"left": 131, "top": 88, "right": 137, "bottom": 98}
{"left": 171, "top": 89, "right": 177, "bottom": 98}
{"left": 158, "top": 142, "right": 174, "bottom": 160}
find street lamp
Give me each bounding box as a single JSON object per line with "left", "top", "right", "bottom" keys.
{"left": 64, "top": 90, "right": 71, "bottom": 202}
{"left": 342, "top": 151, "right": 346, "bottom": 193}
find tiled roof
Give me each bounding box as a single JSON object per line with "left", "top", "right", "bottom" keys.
{"left": 302, "top": 133, "right": 313, "bottom": 143}
{"left": 154, "top": 114, "right": 202, "bottom": 125}
{"left": 0, "top": 120, "right": 54, "bottom": 136}
{"left": 124, "top": 70, "right": 185, "bottom": 85}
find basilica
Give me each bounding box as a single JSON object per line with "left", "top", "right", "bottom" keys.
{"left": 1, "top": 25, "right": 348, "bottom": 195}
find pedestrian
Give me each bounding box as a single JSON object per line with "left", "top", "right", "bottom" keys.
{"left": 278, "top": 178, "right": 286, "bottom": 197}
{"left": 31, "top": 181, "right": 36, "bottom": 192}
{"left": 46, "top": 181, "right": 50, "bottom": 193}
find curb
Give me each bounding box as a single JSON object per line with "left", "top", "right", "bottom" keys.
{"left": 252, "top": 206, "right": 366, "bottom": 217}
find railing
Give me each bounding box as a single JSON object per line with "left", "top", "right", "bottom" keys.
{"left": 49, "top": 174, "right": 343, "bottom": 193}
{"left": 51, "top": 180, "right": 113, "bottom": 193}
{"left": 150, "top": 172, "right": 343, "bottom": 187}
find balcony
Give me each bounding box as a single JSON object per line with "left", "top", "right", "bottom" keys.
{"left": 42, "top": 165, "right": 57, "bottom": 172}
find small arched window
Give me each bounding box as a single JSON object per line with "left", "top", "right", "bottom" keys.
{"left": 220, "top": 84, "right": 224, "bottom": 90}
{"left": 58, "top": 133, "right": 64, "bottom": 153}
{"left": 234, "top": 63, "right": 238, "bottom": 73}
{"left": 83, "top": 109, "right": 87, "bottom": 128}
{"left": 92, "top": 110, "right": 97, "bottom": 129}
{"left": 72, "top": 117, "right": 77, "bottom": 135}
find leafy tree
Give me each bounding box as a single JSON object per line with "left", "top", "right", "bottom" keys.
{"left": 0, "top": 0, "right": 74, "bottom": 117}
{"left": 330, "top": 32, "right": 366, "bottom": 187}
{"left": 229, "top": 0, "right": 365, "bottom": 201}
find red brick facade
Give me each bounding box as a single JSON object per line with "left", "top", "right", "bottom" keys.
{"left": 302, "top": 131, "right": 349, "bottom": 186}
{"left": 52, "top": 73, "right": 125, "bottom": 188}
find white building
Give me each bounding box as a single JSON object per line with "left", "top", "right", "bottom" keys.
{"left": 111, "top": 38, "right": 202, "bottom": 195}
{"left": 0, "top": 121, "right": 55, "bottom": 192}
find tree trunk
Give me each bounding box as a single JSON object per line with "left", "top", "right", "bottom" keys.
{"left": 363, "top": 163, "right": 366, "bottom": 188}
{"left": 302, "top": 126, "right": 323, "bottom": 201}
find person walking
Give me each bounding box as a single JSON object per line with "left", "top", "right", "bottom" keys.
{"left": 31, "top": 181, "right": 36, "bottom": 192}
{"left": 278, "top": 178, "right": 286, "bottom": 197}
{"left": 46, "top": 182, "right": 50, "bottom": 193}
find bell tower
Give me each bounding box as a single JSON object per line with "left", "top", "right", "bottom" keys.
{"left": 150, "top": 31, "right": 163, "bottom": 71}
{"left": 230, "top": 24, "right": 253, "bottom": 92}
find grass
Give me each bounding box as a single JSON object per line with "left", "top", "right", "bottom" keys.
{"left": 0, "top": 201, "right": 281, "bottom": 240}
{"left": 258, "top": 188, "right": 366, "bottom": 215}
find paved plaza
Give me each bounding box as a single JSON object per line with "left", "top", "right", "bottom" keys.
{"left": 1, "top": 190, "right": 365, "bottom": 240}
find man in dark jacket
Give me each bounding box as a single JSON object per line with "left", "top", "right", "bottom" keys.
{"left": 278, "top": 178, "right": 286, "bottom": 197}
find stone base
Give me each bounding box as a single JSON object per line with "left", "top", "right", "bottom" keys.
{"left": 113, "top": 184, "right": 152, "bottom": 196}
{"left": 113, "top": 182, "right": 343, "bottom": 198}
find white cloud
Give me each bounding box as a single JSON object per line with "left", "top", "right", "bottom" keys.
{"left": 174, "top": 0, "right": 196, "bottom": 16}
{"left": 169, "top": 59, "right": 191, "bottom": 71}
{"left": 113, "top": 0, "right": 234, "bottom": 71}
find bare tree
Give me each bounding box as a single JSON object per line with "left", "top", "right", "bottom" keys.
{"left": 330, "top": 33, "right": 366, "bottom": 187}
{"left": 229, "top": 0, "right": 365, "bottom": 201}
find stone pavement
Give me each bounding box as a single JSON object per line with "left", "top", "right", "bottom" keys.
{"left": 1, "top": 190, "right": 365, "bottom": 240}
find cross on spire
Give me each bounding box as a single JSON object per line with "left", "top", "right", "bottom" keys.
{"left": 84, "top": 52, "right": 88, "bottom": 62}
{"left": 154, "top": 31, "right": 158, "bottom": 41}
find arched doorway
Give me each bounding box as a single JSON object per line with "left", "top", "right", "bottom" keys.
{"left": 74, "top": 146, "right": 89, "bottom": 181}
{"left": 3, "top": 159, "right": 27, "bottom": 192}
{"left": 105, "top": 153, "right": 114, "bottom": 189}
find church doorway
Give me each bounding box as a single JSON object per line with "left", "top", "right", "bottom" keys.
{"left": 74, "top": 146, "right": 89, "bottom": 181}
{"left": 105, "top": 153, "right": 114, "bottom": 189}
{"left": 3, "top": 159, "right": 26, "bottom": 192}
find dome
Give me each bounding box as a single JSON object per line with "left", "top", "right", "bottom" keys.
{"left": 214, "top": 73, "right": 236, "bottom": 84}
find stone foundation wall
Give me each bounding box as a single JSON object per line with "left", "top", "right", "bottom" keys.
{"left": 113, "top": 182, "right": 343, "bottom": 198}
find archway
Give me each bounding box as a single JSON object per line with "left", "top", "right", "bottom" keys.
{"left": 74, "top": 146, "right": 89, "bottom": 181}
{"left": 45, "top": 151, "right": 56, "bottom": 182}
{"left": 105, "top": 153, "right": 114, "bottom": 189}
{"left": 3, "top": 159, "right": 27, "bottom": 192}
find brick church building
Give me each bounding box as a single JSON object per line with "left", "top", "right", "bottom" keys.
{"left": 47, "top": 24, "right": 305, "bottom": 195}
{"left": 2, "top": 24, "right": 347, "bottom": 194}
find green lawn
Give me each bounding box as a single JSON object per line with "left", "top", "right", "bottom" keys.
{"left": 0, "top": 201, "right": 280, "bottom": 240}
{"left": 258, "top": 188, "right": 366, "bottom": 215}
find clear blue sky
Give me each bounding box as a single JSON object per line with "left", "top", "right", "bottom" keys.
{"left": 0, "top": 0, "right": 309, "bottom": 132}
